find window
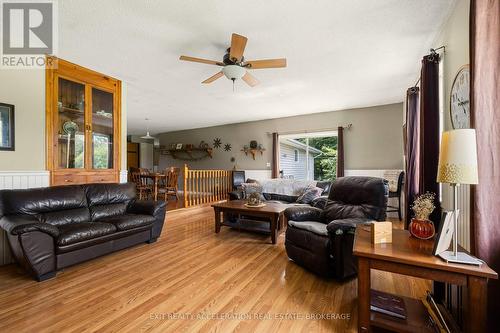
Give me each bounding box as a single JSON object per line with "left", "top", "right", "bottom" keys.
{"left": 92, "top": 134, "right": 111, "bottom": 169}
{"left": 279, "top": 131, "right": 338, "bottom": 181}
{"left": 73, "top": 133, "right": 85, "bottom": 168}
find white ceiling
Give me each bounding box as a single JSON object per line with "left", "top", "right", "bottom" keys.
{"left": 58, "top": 0, "right": 456, "bottom": 135}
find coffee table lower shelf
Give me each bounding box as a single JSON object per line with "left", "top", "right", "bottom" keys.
{"left": 221, "top": 219, "right": 272, "bottom": 235}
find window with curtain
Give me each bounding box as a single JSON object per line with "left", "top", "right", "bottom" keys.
{"left": 279, "top": 131, "right": 338, "bottom": 181}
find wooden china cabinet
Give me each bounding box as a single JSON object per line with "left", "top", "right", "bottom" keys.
{"left": 46, "top": 56, "right": 121, "bottom": 186}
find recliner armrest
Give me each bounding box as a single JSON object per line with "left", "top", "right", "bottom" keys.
{"left": 326, "top": 218, "right": 373, "bottom": 235}
{"left": 285, "top": 206, "right": 323, "bottom": 222}
{"left": 326, "top": 218, "right": 374, "bottom": 280}
{"left": 127, "top": 200, "right": 166, "bottom": 217}
{"left": 0, "top": 215, "right": 59, "bottom": 238}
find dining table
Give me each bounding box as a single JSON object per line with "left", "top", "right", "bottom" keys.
{"left": 140, "top": 172, "right": 166, "bottom": 201}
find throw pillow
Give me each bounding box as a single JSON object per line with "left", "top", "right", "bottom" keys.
{"left": 296, "top": 186, "right": 323, "bottom": 204}
{"left": 241, "top": 183, "right": 265, "bottom": 201}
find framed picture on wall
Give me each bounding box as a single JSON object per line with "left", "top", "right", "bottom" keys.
{"left": 0, "top": 103, "right": 15, "bottom": 151}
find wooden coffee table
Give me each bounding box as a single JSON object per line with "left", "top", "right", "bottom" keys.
{"left": 212, "top": 200, "right": 288, "bottom": 244}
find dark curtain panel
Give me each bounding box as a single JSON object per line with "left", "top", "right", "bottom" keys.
{"left": 404, "top": 87, "right": 420, "bottom": 227}
{"left": 470, "top": 0, "right": 500, "bottom": 329}
{"left": 336, "top": 126, "right": 344, "bottom": 178}
{"left": 419, "top": 54, "right": 442, "bottom": 225}
{"left": 271, "top": 132, "right": 279, "bottom": 178}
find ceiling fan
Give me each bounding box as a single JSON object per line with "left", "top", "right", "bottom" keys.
{"left": 179, "top": 33, "right": 287, "bottom": 88}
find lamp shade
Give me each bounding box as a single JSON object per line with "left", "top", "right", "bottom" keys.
{"left": 437, "top": 129, "right": 478, "bottom": 184}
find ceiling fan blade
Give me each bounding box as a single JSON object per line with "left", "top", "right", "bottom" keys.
{"left": 179, "top": 55, "right": 223, "bottom": 66}
{"left": 229, "top": 33, "right": 248, "bottom": 63}
{"left": 202, "top": 71, "right": 224, "bottom": 84}
{"left": 244, "top": 58, "right": 287, "bottom": 69}
{"left": 242, "top": 71, "right": 259, "bottom": 87}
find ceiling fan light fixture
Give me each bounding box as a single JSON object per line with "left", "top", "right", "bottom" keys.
{"left": 222, "top": 65, "right": 246, "bottom": 80}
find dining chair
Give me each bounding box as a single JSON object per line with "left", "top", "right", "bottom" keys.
{"left": 130, "top": 168, "right": 152, "bottom": 200}
{"left": 383, "top": 170, "right": 404, "bottom": 221}
{"left": 159, "top": 167, "right": 180, "bottom": 202}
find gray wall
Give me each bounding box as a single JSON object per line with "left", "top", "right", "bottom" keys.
{"left": 158, "top": 103, "right": 404, "bottom": 172}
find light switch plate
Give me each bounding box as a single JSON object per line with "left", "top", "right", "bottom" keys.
{"left": 266, "top": 162, "right": 271, "bottom": 167}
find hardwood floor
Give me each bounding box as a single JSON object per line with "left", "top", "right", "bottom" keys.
{"left": 0, "top": 206, "right": 429, "bottom": 332}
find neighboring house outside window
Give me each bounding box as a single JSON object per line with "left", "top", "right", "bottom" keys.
{"left": 279, "top": 139, "right": 321, "bottom": 180}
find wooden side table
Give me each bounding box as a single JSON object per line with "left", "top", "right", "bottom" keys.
{"left": 353, "top": 227, "right": 497, "bottom": 333}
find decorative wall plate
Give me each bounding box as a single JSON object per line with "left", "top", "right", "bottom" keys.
{"left": 62, "top": 121, "right": 78, "bottom": 135}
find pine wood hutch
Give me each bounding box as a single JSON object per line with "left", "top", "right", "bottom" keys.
{"left": 46, "top": 56, "right": 121, "bottom": 186}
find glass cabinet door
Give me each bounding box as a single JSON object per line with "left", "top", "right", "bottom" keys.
{"left": 57, "top": 78, "right": 85, "bottom": 169}
{"left": 91, "top": 87, "right": 114, "bottom": 169}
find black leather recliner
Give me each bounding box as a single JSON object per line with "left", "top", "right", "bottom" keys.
{"left": 284, "top": 176, "right": 388, "bottom": 279}
{"left": 0, "top": 183, "right": 166, "bottom": 281}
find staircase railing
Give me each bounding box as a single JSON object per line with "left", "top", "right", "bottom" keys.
{"left": 183, "top": 164, "right": 233, "bottom": 208}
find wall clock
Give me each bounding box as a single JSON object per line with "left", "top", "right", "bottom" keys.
{"left": 450, "top": 65, "right": 470, "bottom": 129}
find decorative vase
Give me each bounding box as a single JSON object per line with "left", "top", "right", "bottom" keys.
{"left": 409, "top": 218, "right": 435, "bottom": 240}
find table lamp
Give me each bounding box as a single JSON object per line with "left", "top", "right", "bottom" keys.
{"left": 436, "top": 129, "right": 481, "bottom": 265}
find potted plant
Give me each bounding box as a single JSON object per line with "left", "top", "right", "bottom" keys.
{"left": 409, "top": 192, "right": 436, "bottom": 239}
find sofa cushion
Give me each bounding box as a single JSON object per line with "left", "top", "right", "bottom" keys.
{"left": 101, "top": 214, "right": 155, "bottom": 231}
{"left": 262, "top": 193, "right": 298, "bottom": 203}
{"left": 0, "top": 185, "right": 88, "bottom": 220}
{"left": 57, "top": 222, "right": 117, "bottom": 246}
{"left": 41, "top": 207, "right": 90, "bottom": 226}
{"left": 91, "top": 203, "right": 129, "bottom": 221}
{"left": 310, "top": 196, "right": 328, "bottom": 209}
{"left": 84, "top": 183, "right": 136, "bottom": 221}
{"left": 288, "top": 220, "right": 328, "bottom": 236}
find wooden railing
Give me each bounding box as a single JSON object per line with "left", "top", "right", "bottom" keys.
{"left": 183, "top": 164, "right": 233, "bottom": 208}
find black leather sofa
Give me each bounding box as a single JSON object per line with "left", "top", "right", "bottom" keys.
{"left": 0, "top": 183, "right": 166, "bottom": 281}
{"left": 284, "top": 177, "right": 388, "bottom": 279}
